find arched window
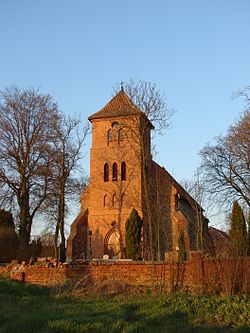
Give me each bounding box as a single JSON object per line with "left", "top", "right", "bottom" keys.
{"left": 121, "top": 161, "right": 126, "bottom": 181}
{"left": 107, "top": 129, "right": 113, "bottom": 143}
{"left": 112, "top": 121, "right": 119, "bottom": 128}
{"left": 112, "top": 193, "right": 116, "bottom": 208}
{"left": 112, "top": 162, "right": 118, "bottom": 181}
{"left": 104, "top": 163, "right": 109, "bottom": 182}
{"left": 118, "top": 128, "right": 124, "bottom": 142}
{"left": 104, "top": 194, "right": 107, "bottom": 207}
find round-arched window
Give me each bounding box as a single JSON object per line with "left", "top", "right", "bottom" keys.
{"left": 121, "top": 161, "right": 126, "bottom": 181}
{"left": 104, "top": 163, "right": 109, "bottom": 182}
{"left": 112, "top": 162, "right": 118, "bottom": 181}
{"left": 112, "top": 121, "right": 119, "bottom": 128}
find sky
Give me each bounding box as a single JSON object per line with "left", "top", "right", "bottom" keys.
{"left": 0, "top": 0, "right": 250, "bottom": 231}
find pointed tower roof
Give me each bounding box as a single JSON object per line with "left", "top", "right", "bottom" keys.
{"left": 88, "top": 90, "right": 153, "bottom": 128}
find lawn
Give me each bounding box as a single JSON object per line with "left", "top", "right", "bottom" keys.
{"left": 0, "top": 278, "right": 249, "bottom": 333}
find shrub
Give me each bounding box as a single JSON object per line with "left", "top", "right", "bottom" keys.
{"left": 229, "top": 202, "right": 247, "bottom": 257}
{"left": 125, "top": 209, "right": 143, "bottom": 260}
{"left": 0, "top": 210, "right": 18, "bottom": 262}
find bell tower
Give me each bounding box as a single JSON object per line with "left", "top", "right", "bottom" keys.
{"left": 86, "top": 89, "right": 153, "bottom": 258}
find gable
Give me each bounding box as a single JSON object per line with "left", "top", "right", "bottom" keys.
{"left": 88, "top": 90, "right": 140, "bottom": 120}
{"left": 88, "top": 90, "right": 154, "bottom": 129}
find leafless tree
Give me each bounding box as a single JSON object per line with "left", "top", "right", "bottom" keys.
{"left": 114, "top": 80, "right": 175, "bottom": 260}
{"left": 0, "top": 87, "right": 60, "bottom": 260}
{"left": 231, "top": 85, "right": 250, "bottom": 108}
{"left": 44, "top": 115, "right": 89, "bottom": 261}
{"left": 121, "top": 79, "right": 174, "bottom": 134}
{"left": 247, "top": 210, "right": 250, "bottom": 256}
{"left": 200, "top": 105, "right": 250, "bottom": 210}
{"left": 181, "top": 168, "right": 217, "bottom": 253}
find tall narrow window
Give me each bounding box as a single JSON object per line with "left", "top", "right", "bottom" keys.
{"left": 112, "top": 193, "right": 116, "bottom": 208}
{"left": 112, "top": 162, "right": 118, "bottom": 181}
{"left": 121, "top": 161, "right": 126, "bottom": 181}
{"left": 107, "top": 129, "right": 113, "bottom": 144}
{"left": 104, "top": 163, "right": 109, "bottom": 182}
{"left": 118, "top": 128, "right": 124, "bottom": 143}
{"left": 104, "top": 194, "right": 107, "bottom": 207}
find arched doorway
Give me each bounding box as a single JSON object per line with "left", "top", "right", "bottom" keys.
{"left": 104, "top": 228, "right": 121, "bottom": 259}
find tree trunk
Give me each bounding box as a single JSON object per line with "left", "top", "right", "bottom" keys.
{"left": 58, "top": 181, "right": 66, "bottom": 262}
{"left": 17, "top": 181, "right": 31, "bottom": 262}
{"left": 54, "top": 222, "right": 59, "bottom": 260}
{"left": 18, "top": 224, "right": 30, "bottom": 262}
{"left": 141, "top": 155, "right": 154, "bottom": 260}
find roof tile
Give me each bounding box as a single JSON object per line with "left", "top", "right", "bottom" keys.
{"left": 88, "top": 90, "right": 141, "bottom": 121}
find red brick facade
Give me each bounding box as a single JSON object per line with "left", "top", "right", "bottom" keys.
{"left": 67, "top": 90, "right": 210, "bottom": 261}
{"left": 7, "top": 256, "right": 250, "bottom": 295}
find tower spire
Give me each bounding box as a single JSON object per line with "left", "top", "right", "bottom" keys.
{"left": 120, "top": 81, "right": 124, "bottom": 92}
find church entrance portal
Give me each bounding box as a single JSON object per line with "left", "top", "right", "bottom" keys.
{"left": 104, "top": 228, "right": 121, "bottom": 258}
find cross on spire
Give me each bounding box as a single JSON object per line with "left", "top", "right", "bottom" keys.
{"left": 120, "top": 81, "right": 124, "bottom": 91}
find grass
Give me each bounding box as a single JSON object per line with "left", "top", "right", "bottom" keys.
{"left": 0, "top": 277, "right": 249, "bottom": 333}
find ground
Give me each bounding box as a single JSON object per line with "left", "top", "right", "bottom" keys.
{"left": 0, "top": 278, "right": 249, "bottom": 333}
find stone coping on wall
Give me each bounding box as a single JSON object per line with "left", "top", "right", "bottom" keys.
{"left": 90, "top": 259, "right": 167, "bottom": 265}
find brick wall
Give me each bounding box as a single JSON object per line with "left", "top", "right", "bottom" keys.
{"left": 7, "top": 255, "right": 250, "bottom": 294}
{"left": 88, "top": 116, "right": 143, "bottom": 259}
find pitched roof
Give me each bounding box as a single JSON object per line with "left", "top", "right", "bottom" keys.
{"left": 208, "top": 227, "right": 229, "bottom": 256}
{"left": 152, "top": 161, "right": 203, "bottom": 211}
{"left": 88, "top": 90, "right": 145, "bottom": 121}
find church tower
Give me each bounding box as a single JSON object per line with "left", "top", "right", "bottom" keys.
{"left": 67, "top": 89, "right": 153, "bottom": 260}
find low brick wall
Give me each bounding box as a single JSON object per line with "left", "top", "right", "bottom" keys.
{"left": 0, "top": 266, "right": 8, "bottom": 277}
{"left": 6, "top": 256, "right": 250, "bottom": 294}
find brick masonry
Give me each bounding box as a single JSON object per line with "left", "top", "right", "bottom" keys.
{"left": 5, "top": 254, "right": 250, "bottom": 294}
{"left": 67, "top": 90, "right": 211, "bottom": 261}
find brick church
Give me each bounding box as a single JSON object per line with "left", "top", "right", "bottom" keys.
{"left": 66, "top": 89, "right": 210, "bottom": 262}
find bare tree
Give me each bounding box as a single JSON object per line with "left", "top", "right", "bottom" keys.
{"left": 232, "top": 85, "right": 250, "bottom": 108}
{"left": 121, "top": 79, "right": 174, "bottom": 134}
{"left": 247, "top": 210, "right": 250, "bottom": 256}
{"left": 0, "top": 87, "right": 60, "bottom": 260}
{"left": 115, "top": 80, "right": 175, "bottom": 260}
{"left": 44, "top": 115, "right": 89, "bottom": 261}
{"left": 181, "top": 168, "right": 217, "bottom": 253}
{"left": 200, "top": 110, "right": 250, "bottom": 210}
{"left": 200, "top": 86, "right": 250, "bottom": 211}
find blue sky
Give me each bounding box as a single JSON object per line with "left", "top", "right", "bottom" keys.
{"left": 1, "top": 0, "right": 249, "bottom": 230}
